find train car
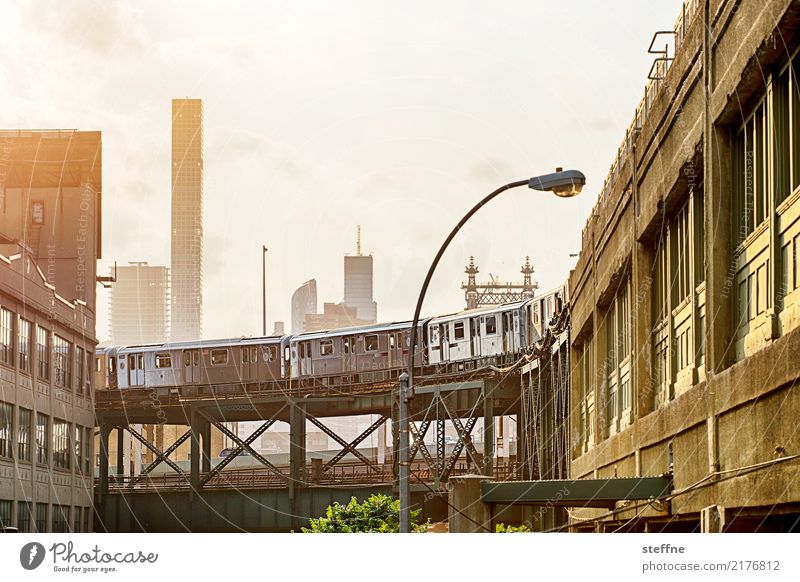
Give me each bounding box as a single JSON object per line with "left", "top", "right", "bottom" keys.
{"left": 103, "top": 336, "right": 284, "bottom": 389}
{"left": 523, "top": 283, "right": 568, "bottom": 348}
{"left": 427, "top": 302, "right": 527, "bottom": 366}
{"left": 288, "top": 320, "right": 429, "bottom": 384}
{"left": 95, "top": 346, "right": 119, "bottom": 389}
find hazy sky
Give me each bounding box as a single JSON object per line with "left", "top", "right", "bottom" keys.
{"left": 0, "top": 1, "right": 683, "bottom": 341}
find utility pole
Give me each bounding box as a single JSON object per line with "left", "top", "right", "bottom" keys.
{"left": 262, "top": 245, "right": 268, "bottom": 335}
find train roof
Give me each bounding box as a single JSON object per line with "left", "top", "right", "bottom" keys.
{"left": 291, "top": 321, "right": 413, "bottom": 342}
{"left": 110, "top": 335, "right": 284, "bottom": 354}
{"left": 429, "top": 300, "right": 527, "bottom": 324}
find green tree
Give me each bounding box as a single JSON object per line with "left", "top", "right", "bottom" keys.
{"left": 301, "top": 494, "right": 428, "bottom": 533}
{"left": 495, "top": 522, "right": 532, "bottom": 533}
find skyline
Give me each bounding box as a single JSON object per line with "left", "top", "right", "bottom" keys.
{"left": 0, "top": 1, "right": 683, "bottom": 342}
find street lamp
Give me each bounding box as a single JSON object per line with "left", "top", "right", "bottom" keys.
{"left": 399, "top": 168, "right": 585, "bottom": 532}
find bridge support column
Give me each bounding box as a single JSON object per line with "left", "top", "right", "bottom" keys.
{"left": 483, "top": 388, "right": 494, "bottom": 477}
{"left": 98, "top": 423, "right": 112, "bottom": 496}
{"left": 190, "top": 413, "right": 201, "bottom": 494}
{"left": 289, "top": 401, "right": 306, "bottom": 489}
{"left": 201, "top": 420, "right": 212, "bottom": 474}
{"left": 448, "top": 475, "right": 492, "bottom": 533}
{"left": 116, "top": 426, "right": 125, "bottom": 477}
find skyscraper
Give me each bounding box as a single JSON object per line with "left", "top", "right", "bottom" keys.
{"left": 343, "top": 227, "right": 377, "bottom": 323}
{"left": 109, "top": 262, "right": 169, "bottom": 345}
{"left": 170, "top": 98, "right": 203, "bottom": 342}
{"left": 291, "top": 279, "right": 317, "bottom": 333}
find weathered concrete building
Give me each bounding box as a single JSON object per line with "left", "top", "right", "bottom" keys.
{"left": 568, "top": 0, "right": 800, "bottom": 531}
{"left": 0, "top": 130, "right": 101, "bottom": 532}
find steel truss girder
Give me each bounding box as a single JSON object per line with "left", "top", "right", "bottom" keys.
{"left": 307, "top": 414, "right": 387, "bottom": 473}
{"left": 439, "top": 397, "right": 482, "bottom": 469}
{"left": 408, "top": 421, "right": 435, "bottom": 471}
{"left": 195, "top": 408, "right": 289, "bottom": 485}
{"left": 202, "top": 419, "right": 277, "bottom": 484}
{"left": 126, "top": 425, "right": 189, "bottom": 484}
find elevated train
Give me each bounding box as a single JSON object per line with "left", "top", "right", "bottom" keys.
{"left": 95, "top": 284, "right": 567, "bottom": 391}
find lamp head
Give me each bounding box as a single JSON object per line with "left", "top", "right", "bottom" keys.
{"left": 528, "top": 168, "right": 585, "bottom": 198}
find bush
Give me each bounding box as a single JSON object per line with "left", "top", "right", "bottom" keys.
{"left": 301, "top": 494, "right": 428, "bottom": 533}
{"left": 495, "top": 522, "right": 532, "bottom": 533}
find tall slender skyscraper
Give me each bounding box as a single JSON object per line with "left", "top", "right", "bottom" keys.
{"left": 343, "top": 226, "right": 377, "bottom": 323}
{"left": 170, "top": 98, "right": 203, "bottom": 341}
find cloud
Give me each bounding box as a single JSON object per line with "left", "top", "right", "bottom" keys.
{"left": 22, "top": 0, "right": 147, "bottom": 56}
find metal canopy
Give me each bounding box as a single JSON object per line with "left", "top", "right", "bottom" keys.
{"left": 481, "top": 476, "right": 672, "bottom": 509}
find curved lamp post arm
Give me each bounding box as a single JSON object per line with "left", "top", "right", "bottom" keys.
{"left": 406, "top": 179, "right": 530, "bottom": 387}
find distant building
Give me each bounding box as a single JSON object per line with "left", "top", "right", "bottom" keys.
{"left": 343, "top": 226, "right": 377, "bottom": 323}
{"left": 272, "top": 321, "right": 285, "bottom": 335}
{"left": 108, "top": 262, "right": 169, "bottom": 345}
{"left": 303, "top": 302, "right": 371, "bottom": 333}
{"left": 170, "top": 98, "right": 203, "bottom": 342}
{"left": 291, "top": 279, "right": 317, "bottom": 333}
{"left": 0, "top": 130, "right": 101, "bottom": 533}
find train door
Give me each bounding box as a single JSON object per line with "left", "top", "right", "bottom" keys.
{"left": 440, "top": 323, "right": 450, "bottom": 362}
{"left": 299, "top": 341, "right": 313, "bottom": 376}
{"left": 388, "top": 332, "right": 403, "bottom": 369}
{"left": 127, "top": 353, "right": 144, "bottom": 387}
{"left": 343, "top": 336, "right": 356, "bottom": 373}
{"left": 184, "top": 349, "right": 201, "bottom": 383}
{"left": 240, "top": 346, "right": 257, "bottom": 381}
{"left": 502, "top": 313, "right": 511, "bottom": 353}
{"left": 512, "top": 311, "right": 521, "bottom": 351}
{"left": 470, "top": 317, "right": 481, "bottom": 357}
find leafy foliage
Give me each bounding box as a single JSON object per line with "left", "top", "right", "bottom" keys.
{"left": 302, "top": 494, "right": 428, "bottom": 533}
{"left": 495, "top": 522, "right": 532, "bottom": 533}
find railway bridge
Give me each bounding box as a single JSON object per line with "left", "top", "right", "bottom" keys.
{"left": 94, "top": 360, "right": 533, "bottom": 532}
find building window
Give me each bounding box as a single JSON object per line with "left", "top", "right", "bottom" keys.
{"left": 18, "top": 318, "right": 31, "bottom": 373}
{"left": 364, "top": 335, "right": 378, "bottom": 352}
{"left": 36, "top": 413, "right": 48, "bottom": 465}
{"left": 155, "top": 354, "right": 172, "bottom": 368}
{"left": 319, "top": 340, "right": 334, "bottom": 356}
{"left": 76, "top": 347, "right": 84, "bottom": 396}
{"left": 0, "top": 500, "right": 11, "bottom": 530}
{"left": 74, "top": 425, "right": 83, "bottom": 474}
{"left": 17, "top": 408, "right": 31, "bottom": 462}
{"left": 453, "top": 321, "right": 465, "bottom": 340}
{"left": 52, "top": 419, "right": 70, "bottom": 470}
{"left": 73, "top": 507, "right": 82, "bottom": 533}
{"left": 36, "top": 326, "right": 50, "bottom": 380}
{"left": 0, "top": 307, "right": 13, "bottom": 365}
{"left": 35, "top": 503, "right": 47, "bottom": 533}
{"left": 84, "top": 427, "right": 92, "bottom": 474}
{"left": 0, "top": 402, "right": 11, "bottom": 459}
{"left": 485, "top": 316, "right": 497, "bottom": 335}
{"left": 604, "top": 277, "right": 632, "bottom": 436}
{"left": 52, "top": 505, "right": 69, "bottom": 533}
{"left": 53, "top": 335, "right": 72, "bottom": 390}
{"left": 17, "top": 501, "right": 31, "bottom": 533}
{"left": 210, "top": 349, "right": 228, "bottom": 365}
{"left": 84, "top": 349, "right": 92, "bottom": 396}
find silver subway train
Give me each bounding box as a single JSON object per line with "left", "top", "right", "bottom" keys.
{"left": 95, "top": 284, "right": 566, "bottom": 390}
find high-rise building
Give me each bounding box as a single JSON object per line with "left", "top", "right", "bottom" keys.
{"left": 170, "top": 98, "right": 203, "bottom": 342}
{"left": 291, "top": 279, "right": 317, "bottom": 333}
{"left": 0, "top": 130, "right": 101, "bottom": 532}
{"left": 343, "top": 227, "right": 377, "bottom": 323}
{"left": 108, "top": 262, "right": 169, "bottom": 345}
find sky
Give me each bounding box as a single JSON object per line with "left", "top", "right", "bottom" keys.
{"left": 0, "top": 1, "right": 684, "bottom": 341}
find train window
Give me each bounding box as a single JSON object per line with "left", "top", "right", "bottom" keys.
{"left": 210, "top": 349, "right": 229, "bottom": 365}
{"left": 242, "top": 348, "right": 250, "bottom": 363}
{"left": 109, "top": 357, "right": 116, "bottom": 374}
{"left": 343, "top": 337, "right": 350, "bottom": 354}
{"left": 454, "top": 321, "right": 465, "bottom": 340}
{"left": 95, "top": 356, "right": 101, "bottom": 373}
{"left": 128, "top": 354, "right": 137, "bottom": 370}
{"left": 251, "top": 347, "right": 258, "bottom": 363}
{"left": 184, "top": 352, "right": 190, "bottom": 367}
{"left": 139, "top": 355, "right": 144, "bottom": 369}
{"left": 266, "top": 346, "right": 278, "bottom": 362}
{"left": 320, "top": 340, "right": 334, "bottom": 356}
{"left": 389, "top": 335, "right": 395, "bottom": 349}
{"left": 299, "top": 343, "right": 305, "bottom": 358}
{"left": 486, "top": 316, "right": 497, "bottom": 335}
{"left": 364, "top": 335, "right": 378, "bottom": 352}
{"left": 155, "top": 354, "right": 172, "bottom": 369}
